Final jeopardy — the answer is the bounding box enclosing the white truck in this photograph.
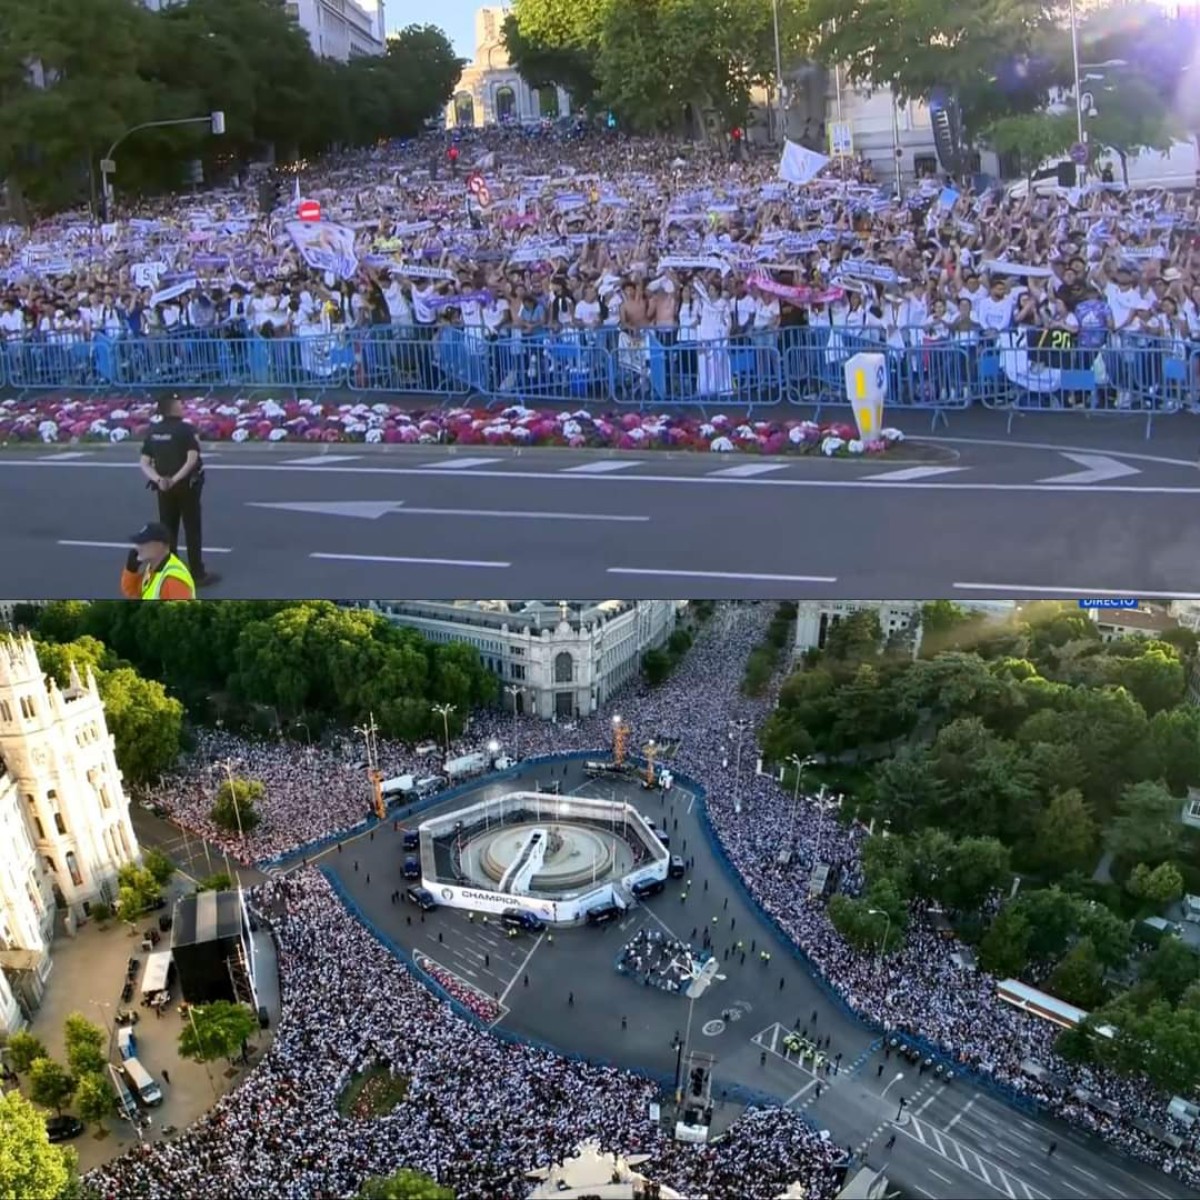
[381,774,415,799]
[444,752,487,781]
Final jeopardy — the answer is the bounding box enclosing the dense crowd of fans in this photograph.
[1,126,1197,408]
[86,871,844,1200]
[129,600,1200,1193]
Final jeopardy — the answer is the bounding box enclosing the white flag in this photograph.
[779,140,830,186]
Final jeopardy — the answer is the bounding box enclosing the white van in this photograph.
[122,1057,163,1106]
[414,776,443,797]
[110,1072,138,1120]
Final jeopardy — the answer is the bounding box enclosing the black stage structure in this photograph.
[170,889,260,1010]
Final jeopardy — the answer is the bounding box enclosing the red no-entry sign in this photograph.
[298,199,321,222]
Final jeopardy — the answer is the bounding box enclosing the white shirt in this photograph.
[1104,283,1139,332]
[410,285,437,325]
[752,297,780,329]
[978,294,1017,331]
[574,299,601,328]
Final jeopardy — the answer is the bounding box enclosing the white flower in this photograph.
[626,427,646,441]
[89,419,109,436]
[365,428,383,444]
[562,419,582,439]
[736,424,756,440]
[110,408,129,421]
[881,427,905,442]
[108,427,129,443]
[788,426,807,445]
[268,428,289,442]
[231,427,249,443]
[372,403,391,415]
[847,439,864,455]
[711,414,729,428]
[38,420,58,443]
[710,436,735,453]
[216,404,241,417]
[418,433,438,443]
[260,400,285,419]
[573,410,591,421]
[484,422,511,437]
[821,436,844,456]
[700,423,716,439]
[511,425,532,440]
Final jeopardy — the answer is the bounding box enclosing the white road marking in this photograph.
[421,457,502,470]
[39,451,92,461]
[609,568,838,583]
[955,583,1198,600]
[945,1096,977,1131]
[1073,1167,1099,1183]
[1040,452,1140,485]
[253,500,648,523]
[561,460,645,474]
[58,539,233,553]
[707,463,791,478]
[911,1188,936,1199]
[902,1116,1048,1200]
[279,454,362,465]
[1056,1182,1086,1197]
[915,1093,938,1116]
[310,553,510,569]
[497,933,544,1006]
[928,1170,955,1187]
[862,466,966,482]
[784,1079,817,1105]
[15,456,1200,495]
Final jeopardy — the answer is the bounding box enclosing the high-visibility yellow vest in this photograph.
[140,554,196,600]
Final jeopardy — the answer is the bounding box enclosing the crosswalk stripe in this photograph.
[707,463,791,478]
[561,460,644,474]
[423,457,502,470]
[279,454,361,465]
[39,451,92,461]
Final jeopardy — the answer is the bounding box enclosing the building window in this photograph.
[44,856,55,875]
[537,86,559,119]
[495,85,516,122]
[19,695,36,719]
[454,91,475,127]
[1188,797,1200,821]
[511,664,525,681]
[554,652,574,684]
[66,852,82,887]
[54,812,67,835]
[0,699,10,721]
[99,784,110,809]
[23,792,35,807]
[34,817,45,839]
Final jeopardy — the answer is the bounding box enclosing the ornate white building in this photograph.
[793,600,1017,657]
[0,636,139,1033]
[362,601,677,720]
[446,7,571,129]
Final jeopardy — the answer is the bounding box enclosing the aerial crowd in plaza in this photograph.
[101,602,1199,1199]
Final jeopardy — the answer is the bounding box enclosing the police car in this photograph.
[405,887,437,911]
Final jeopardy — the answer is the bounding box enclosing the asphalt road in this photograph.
[315,759,1198,1200]
[5,419,1200,597]
[129,805,270,889]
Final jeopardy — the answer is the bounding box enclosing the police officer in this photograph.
[139,395,218,587]
[120,522,196,600]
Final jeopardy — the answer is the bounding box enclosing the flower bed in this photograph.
[0,396,906,457]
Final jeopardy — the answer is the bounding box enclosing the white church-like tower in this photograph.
[0,635,139,1031]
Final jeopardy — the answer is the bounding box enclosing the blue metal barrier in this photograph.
[4,327,1194,432]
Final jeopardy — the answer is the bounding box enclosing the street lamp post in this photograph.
[731,720,747,814]
[771,0,786,144]
[221,760,244,840]
[186,1005,220,1100]
[504,684,524,758]
[100,111,225,220]
[432,704,455,756]
[786,754,818,850]
[868,908,892,974]
[674,991,698,1104]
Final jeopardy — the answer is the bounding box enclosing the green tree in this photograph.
[503,10,601,107]
[1024,789,1098,879]
[1016,887,1082,963]
[642,648,672,687]
[212,777,264,835]
[741,647,777,697]
[0,1090,73,1200]
[824,609,883,668]
[1047,938,1108,1009]
[357,1168,456,1200]
[870,749,945,835]
[828,893,904,955]
[803,0,1064,142]
[74,1071,118,1129]
[29,1058,76,1117]
[1106,781,1185,866]
[30,602,92,644]
[1094,998,1200,1095]
[141,848,176,889]
[179,1001,260,1064]
[197,872,234,892]
[940,836,1011,911]
[116,864,162,918]
[6,1030,48,1074]
[1111,644,1186,718]
[978,904,1032,978]
[983,111,1076,178]
[1127,861,1185,907]
[96,668,184,785]
[1141,938,1200,1006]
[29,637,114,690]
[1084,72,1182,186]
[1076,903,1132,971]
[1148,705,1200,795]
[63,1014,106,1079]
[917,601,987,657]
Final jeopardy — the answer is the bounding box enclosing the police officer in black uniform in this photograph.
[138,395,219,587]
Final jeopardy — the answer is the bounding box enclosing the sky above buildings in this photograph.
[390,1,478,59]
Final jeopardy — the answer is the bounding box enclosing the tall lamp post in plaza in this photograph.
[771,0,786,143]
[220,759,244,840]
[432,704,455,758]
[785,754,818,851]
[504,684,525,758]
[868,908,892,975]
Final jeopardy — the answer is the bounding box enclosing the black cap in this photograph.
[129,522,170,545]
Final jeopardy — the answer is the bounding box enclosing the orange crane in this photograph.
[612,717,630,767]
[643,740,658,787]
[355,713,386,820]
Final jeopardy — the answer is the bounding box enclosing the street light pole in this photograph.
[432,704,455,757]
[675,991,697,1104]
[1069,0,1085,184]
[771,0,786,144]
[221,760,244,840]
[868,908,892,974]
[505,684,524,758]
[732,720,747,815]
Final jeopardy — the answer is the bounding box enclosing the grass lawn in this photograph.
[336,1065,410,1119]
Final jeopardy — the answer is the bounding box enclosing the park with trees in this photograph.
[760,600,1200,1096]
[0,0,461,215]
[503,0,1198,177]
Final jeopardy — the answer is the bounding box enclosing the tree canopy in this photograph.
[179,1001,259,1063]
[0,1090,74,1200]
[0,0,462,212]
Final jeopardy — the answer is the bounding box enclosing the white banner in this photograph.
[395,264,456,280]
[285,220,358,280]
[149,278,196,307]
